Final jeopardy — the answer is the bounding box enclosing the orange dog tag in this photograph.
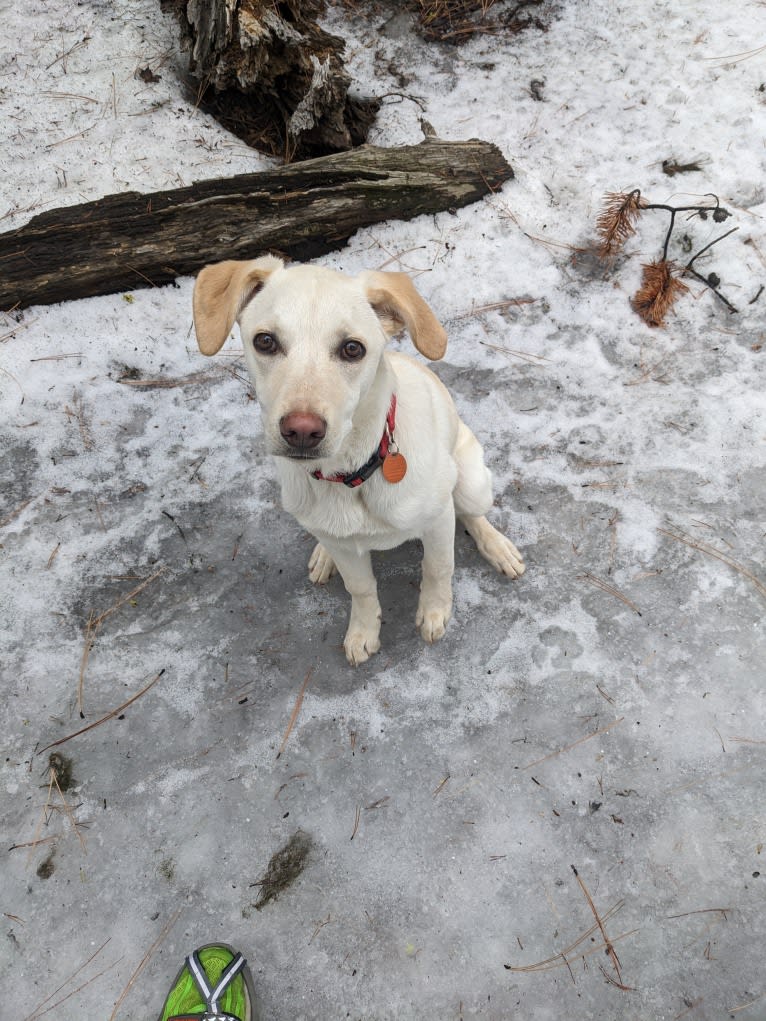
[382,452,407,483]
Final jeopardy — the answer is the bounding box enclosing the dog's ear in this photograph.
[359,271,447,361]
[193,256,284,355]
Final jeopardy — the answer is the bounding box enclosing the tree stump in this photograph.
[165,0,380,159]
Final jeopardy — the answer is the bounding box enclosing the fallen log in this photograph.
[0,137,512,311]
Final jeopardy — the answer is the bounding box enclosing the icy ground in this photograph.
[1,1,765,1018]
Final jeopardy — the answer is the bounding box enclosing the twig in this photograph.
[276,667,313,758]
[39,669,166,755]
[684,227,740,312]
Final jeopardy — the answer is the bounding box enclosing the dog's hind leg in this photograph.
[417,501,456,643]
[452,421,525,579]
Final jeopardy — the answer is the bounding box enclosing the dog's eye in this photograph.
[253,332,279,355]
[339,339,366,362]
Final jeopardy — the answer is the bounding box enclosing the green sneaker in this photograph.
[158,943,256,1021]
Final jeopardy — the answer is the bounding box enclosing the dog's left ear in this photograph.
[359,271,447,361]
[193,256,284,355]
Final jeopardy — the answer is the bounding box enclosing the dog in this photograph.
[193,257,525,665]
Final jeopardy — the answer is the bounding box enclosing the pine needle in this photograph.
[77,567,165,714]
[572,866,633,990]
[596,190,645,259]
[39,669,166,755]
[658,527,766,600]
[108,908,182,1021]
[631,259,689,327]
[23,938,117,1021]
[276,667,313,758]
[523,717,624,770]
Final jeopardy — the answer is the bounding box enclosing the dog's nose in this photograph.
[279,412,327,450]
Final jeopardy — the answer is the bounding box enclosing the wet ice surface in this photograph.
[1,2,765,1018]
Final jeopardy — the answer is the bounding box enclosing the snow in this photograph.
[1,1,765,1019]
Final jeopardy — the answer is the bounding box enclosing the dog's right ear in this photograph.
[193,256,284,355]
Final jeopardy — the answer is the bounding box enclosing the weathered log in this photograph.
[0,137,513,311]
[164,0,379,158]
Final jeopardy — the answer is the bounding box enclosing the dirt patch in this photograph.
[48,752,75,792]
[252,830,313,910]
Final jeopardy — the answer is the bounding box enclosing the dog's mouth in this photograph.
[281,449,323,461]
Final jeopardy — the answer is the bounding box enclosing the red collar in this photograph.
[312,395,397,488]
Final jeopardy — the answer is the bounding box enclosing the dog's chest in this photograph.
[276,464,417,546]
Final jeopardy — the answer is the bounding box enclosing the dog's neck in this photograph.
[303,356,396,476]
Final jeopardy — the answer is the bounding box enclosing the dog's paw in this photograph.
[415,600,452,644]
[308,543,337,585]
[480,533,526,579]
[343,628,381,666]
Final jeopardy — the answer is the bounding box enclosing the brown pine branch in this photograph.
[631,259,689,327]
[595,189,645,259]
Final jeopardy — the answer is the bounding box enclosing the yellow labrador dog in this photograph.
[193,257,524,665]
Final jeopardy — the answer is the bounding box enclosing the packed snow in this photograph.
[1,2,764,1018]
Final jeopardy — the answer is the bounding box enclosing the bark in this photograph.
[0,137,513,311]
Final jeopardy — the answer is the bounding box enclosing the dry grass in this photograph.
[334,0,548,42]
[415,0,546,41]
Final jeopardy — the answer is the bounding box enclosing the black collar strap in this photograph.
[312,395,396,488]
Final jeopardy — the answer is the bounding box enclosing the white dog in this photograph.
[193,257,524,665]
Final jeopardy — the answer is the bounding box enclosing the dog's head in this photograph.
[192,257,447,461]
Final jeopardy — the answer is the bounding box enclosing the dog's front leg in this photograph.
[308,542,337,584]
[325,546,382,666]
[416,502,456,643]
